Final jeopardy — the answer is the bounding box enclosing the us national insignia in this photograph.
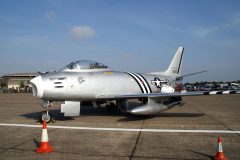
[151,77,162,88]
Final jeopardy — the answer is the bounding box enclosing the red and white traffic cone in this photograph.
[36,120,53,153]
[214,137,228,160]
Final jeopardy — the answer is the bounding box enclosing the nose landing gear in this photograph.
[40,111,52,123]
[39,101,55,123]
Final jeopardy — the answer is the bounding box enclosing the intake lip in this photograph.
[30,75,43,98]
[30,82,37,96]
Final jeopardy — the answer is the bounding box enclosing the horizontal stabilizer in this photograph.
[176,70,207,80]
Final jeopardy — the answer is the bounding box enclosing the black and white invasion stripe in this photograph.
[125,72,152,93]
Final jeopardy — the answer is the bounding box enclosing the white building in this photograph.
[0,73,38,91]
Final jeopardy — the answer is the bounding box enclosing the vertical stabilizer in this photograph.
[164,46,184,76]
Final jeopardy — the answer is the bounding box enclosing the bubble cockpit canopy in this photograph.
[60,60,110,72]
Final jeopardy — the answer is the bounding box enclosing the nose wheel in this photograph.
[39,101,55,123]
[40,111,52,123]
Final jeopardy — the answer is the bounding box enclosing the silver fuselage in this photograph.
[31,71,175,101]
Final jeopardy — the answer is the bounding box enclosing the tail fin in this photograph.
[150,46,184,77]
[164,46,184,76]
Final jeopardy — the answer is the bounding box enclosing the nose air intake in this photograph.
[31,82,38,96]
[30,75,43,98]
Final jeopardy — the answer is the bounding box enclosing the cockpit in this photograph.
[60,60,110,72]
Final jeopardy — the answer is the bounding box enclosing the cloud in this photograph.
[45,10,58,22]
[194,26,219,36]
[69,26,96,41]
[194,12,240,36]
[121,53,135,59]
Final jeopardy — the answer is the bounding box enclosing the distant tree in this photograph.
[212,81,217,85]
[19,81,25,88]
[184,80,240,87]
[0,82,6,88]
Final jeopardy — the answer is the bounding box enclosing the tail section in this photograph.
[164,46,184,76]
[150,46,184,77]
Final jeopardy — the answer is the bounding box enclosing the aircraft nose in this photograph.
[30,75,43,98]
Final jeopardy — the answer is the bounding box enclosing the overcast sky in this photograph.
[0,0,240,82]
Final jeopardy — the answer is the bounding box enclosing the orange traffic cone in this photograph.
[214,137,228,160]
[36,120,53,153]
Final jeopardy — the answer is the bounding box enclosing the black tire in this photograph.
[39,111,52,123]
[105,102,116,113]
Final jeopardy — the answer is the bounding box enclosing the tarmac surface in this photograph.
[0,93,239,160]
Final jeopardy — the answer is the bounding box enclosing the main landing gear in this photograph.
[105,102,117,113]
[105,100,129,113]
[39,101,55,123]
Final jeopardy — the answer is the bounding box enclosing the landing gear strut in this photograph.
[39,101,55,123]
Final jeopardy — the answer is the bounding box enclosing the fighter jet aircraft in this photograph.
[30,47,238,122]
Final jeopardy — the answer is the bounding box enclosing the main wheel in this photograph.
[39,111,52,123]
[105,102,116,113]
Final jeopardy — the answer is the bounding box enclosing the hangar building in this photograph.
[0,73,38,92]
